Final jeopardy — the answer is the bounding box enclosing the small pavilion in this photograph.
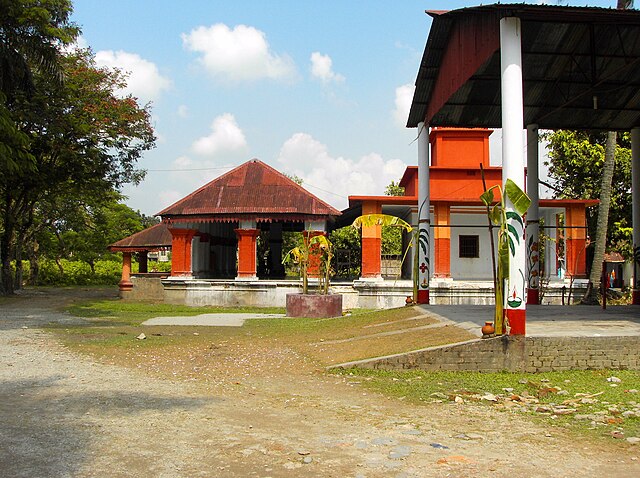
[156,159,340,281]
[107,222,172,290]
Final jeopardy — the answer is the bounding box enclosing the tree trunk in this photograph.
[29,253,39,285]
[0,209,15,295]
[14,247,23,291]
[582,131,616,304]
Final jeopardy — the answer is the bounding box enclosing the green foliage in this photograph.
[480,180,531,333]
[52,194,146,268]
[384,180,405,196]
[282,232,334,294]
[1,44,155,293]
[329,226,360,251]
[285,174,304,185]
[0,0,78,96]
[15,259,122,286]
[543,130,632,258]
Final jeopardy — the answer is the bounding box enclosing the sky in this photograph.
[70,0,621,216]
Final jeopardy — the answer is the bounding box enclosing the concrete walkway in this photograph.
[142,313,285,327]
[422,304,640,337]
[140,305,640,339]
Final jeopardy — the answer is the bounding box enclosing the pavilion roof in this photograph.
[107,223,172,252]
[157,159,341,223]
[407,4,640,131]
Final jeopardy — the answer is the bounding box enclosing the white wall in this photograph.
[449,211,496,280]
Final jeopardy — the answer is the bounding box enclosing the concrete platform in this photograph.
[422,304,640,337]
[142,313,285,327]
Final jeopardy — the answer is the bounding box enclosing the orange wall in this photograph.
[399,128,498,202]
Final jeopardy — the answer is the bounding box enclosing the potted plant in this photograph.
[283,232,342,317]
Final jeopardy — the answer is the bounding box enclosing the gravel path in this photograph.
[1,289,639,477]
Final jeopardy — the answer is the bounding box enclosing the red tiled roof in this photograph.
[107,223,172,252]
[157,159,341,222]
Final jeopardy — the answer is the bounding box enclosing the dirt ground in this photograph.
[1,288,639,478]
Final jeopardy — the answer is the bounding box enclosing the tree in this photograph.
[382,179,405,255]
[1,0,78,292]
[0,0,78,97]
[543,130,631,251]
[580,0,635,303]
[583,131,617,303]
[1,48,155,294]
[384,180,404,197]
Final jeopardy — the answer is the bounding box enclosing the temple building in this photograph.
[110,128,595,308]
[345,127,596,304]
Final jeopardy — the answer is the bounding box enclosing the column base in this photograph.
[526,288,539,305]
[506,308,526,335]
[118,280,133,291]
[417,289,429,304]
[358,275,383,282]
[633,290,640,305]
[235,275,257,281]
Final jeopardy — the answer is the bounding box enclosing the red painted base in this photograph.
[118,280,133,291]
[634,290,640,305]
[505,308,526,335]
[526,288,539,305]
[417,289,429,304]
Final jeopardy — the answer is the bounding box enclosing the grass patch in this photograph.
[53,302,474,369]
[336,368,640,440]
[65,299,285,326]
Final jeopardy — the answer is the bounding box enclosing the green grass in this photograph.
[55,301,473,366]
[336,368,640,440]
[65,299,286,326]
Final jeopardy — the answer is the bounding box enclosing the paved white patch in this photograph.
[142,313,286,327]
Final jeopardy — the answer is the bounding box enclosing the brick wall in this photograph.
[332,335,640,373]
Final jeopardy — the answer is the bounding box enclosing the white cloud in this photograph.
[158,189,184,210]
[177,105,189,118]
[191,113,248,157]
[94,50,171,103]
[65,35,89,52]
[393,83,415,127]
[277,133,407,210]
[182,23,296,82]
[310,52,344,83]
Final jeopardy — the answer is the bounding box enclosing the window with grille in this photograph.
[459,235,479,258]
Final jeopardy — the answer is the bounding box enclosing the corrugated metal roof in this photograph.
[408,4,640,131]
[107,223,172,251]
[157,159,341,220]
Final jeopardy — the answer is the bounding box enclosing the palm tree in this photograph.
[581,0,633,304]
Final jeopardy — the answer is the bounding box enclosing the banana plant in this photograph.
[282,232,334,295]
[351,213,418,300]
[480,179,531,335]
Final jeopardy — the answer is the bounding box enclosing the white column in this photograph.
[526,124,540,304]
[417,121,430,303]
[500,17,526,334]
[632,128,640,304]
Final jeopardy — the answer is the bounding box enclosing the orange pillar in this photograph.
[169,228,197,277]
[235,228,260,279]
[565,205,587,278]
[119,251,133,291]
[433,203,451,278]
[303,230,326,278]
[360,201,382,279]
